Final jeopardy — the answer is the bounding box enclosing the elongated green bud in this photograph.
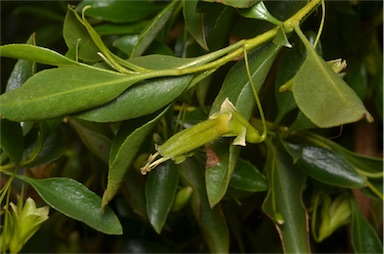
[140,98,265,175]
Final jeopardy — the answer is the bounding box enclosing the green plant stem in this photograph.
[366,181,384,200]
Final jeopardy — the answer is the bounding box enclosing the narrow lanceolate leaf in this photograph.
[262,147,310,253]
[183,0,208,51]
[351,199,383,254]
[0,44,82,67]
[205,139,238,208]
[102,107,169,209]
[284,142,366,188]
[0,66,148,122]
[17,175,122,235]
[146,161,179,234]
[131,0,179,58]
[292,25,373,128]
[75,75,193,122]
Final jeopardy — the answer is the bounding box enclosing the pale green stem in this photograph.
[243,45,267,141]
[313,0,326,49]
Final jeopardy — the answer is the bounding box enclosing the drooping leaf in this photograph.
[262,146,311,253]
[146,161,179,234]
[229,158,267,192]
[183,0,208,51]
[284,142,366,188]
[102,107,169,208]
[0,66,156,122]
[179,158,229,253]
[76,0,165,23]
[292,25,373,128]
[17,175,122,235]
[130,0,179,58]
[0,119,24,164]
[351,199,383,254]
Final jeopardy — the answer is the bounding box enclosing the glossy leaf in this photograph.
[0,67,150,122]
[284,142,366,188]
[63,7,101,62]
[130,0,179,58]
[0,44,82,67]
[183,0,208,51]
[229,158,267,192]
[67,118,112,164]
[262,147,310,253]
[292,26,373,128]
[351,199,383,254]
[76,0,164,23]
[238,1,281,25]
[205,139,237,208]
[102,108,169,208]
[75,75,193,122]
[5,34,36,92]
[146,161,179,234]
[17,175,122,235]
[123,168,148,220]
[179,158,229,253]
[0,119,24,164]
[203,0,259,8]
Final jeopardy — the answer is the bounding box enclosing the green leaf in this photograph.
[0,66,149,122]
[183,0,208,51]
[102,108,169,208]
[292,25,373,128]
[0,44,82,67]
[179,158,229,253]
[284,142,366,188]
[0,119,24,164]
[351,199,383,254]
[130,0,179,58]
[237,1,282,25]
[203,0,259,9]
[229,158,267,192]
[75,75,193,122]
[146,161,179,234]
[94,21,149,36]
[205,139,239,208]
[262,146,311,253]
[76,0,165,23]
[63,7,101,62]
[67,118,112,164]
[16,175,122,235]
[5,34,36,92]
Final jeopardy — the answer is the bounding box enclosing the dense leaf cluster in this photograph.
[0,0,382,253]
